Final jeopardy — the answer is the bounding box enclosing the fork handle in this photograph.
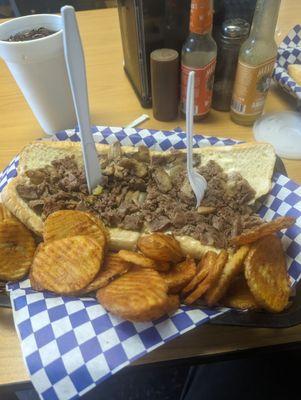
[186,71,195,172]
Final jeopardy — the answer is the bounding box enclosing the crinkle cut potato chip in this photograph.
[43,210,109,246]
[230,216,295,246]
[117,250,158,269]
[183,251,226,305]
[166,295,180,314]
[0,220,36,281]
[80,253,131,294]
[161,257,197,294]
[185,250,228,305]
[137,233,184,263]
[29,269,44,291]
[182,253,211,295]
[31,235,103,294]
[97,268,169,322]
[205,245,250,307]
[184,252,218,305]
[244,235,290,312]
[220,275,259,310]
[156,261,171,272]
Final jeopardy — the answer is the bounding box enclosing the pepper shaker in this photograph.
[212,18,250,112]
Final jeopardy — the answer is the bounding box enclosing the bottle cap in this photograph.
[253,111,301,159]
[190,0,213,35]
[222,18,250,40]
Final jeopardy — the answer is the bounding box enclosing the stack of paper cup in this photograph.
[0,14,77,135]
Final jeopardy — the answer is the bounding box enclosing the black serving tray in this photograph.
[1,157,300,328]
[0,292,10,308]
[210,282,301,328]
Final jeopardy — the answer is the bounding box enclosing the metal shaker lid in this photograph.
[222,18,250,39]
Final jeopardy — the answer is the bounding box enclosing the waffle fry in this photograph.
[117,250,158,269]
[205,246,250,307]
[137,233,184,263]
[166,295,180,314]
[184,251,228,305]
[80,253,131,294]
[156,261,171,272]
[244,235,290,312]
[161,257,197,294]
[182,252,212,295]
[220,275,259,310]
[29,269,44,291]
[230,216,295,246]
[97,267,169,322]
[43,210,108,247]
[0,220,36,281]
[31,235,103,294]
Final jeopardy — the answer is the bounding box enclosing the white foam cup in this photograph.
[0,14,77,134]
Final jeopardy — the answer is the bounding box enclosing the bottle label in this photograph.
[231,57,276,116]
[190,0,213,35]
[181,58,216,116]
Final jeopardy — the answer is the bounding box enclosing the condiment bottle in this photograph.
[230,0,281,126]
[180,0,217,121]
[212,19,250,112]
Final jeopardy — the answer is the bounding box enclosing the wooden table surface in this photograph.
[1,1,301,386]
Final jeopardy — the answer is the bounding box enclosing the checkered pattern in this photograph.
[8,280,225,399]
[273,25,301,101]
[258,173,301,287]
[0,156,19,193]
[53,125,241,149]
[2,127,301,400]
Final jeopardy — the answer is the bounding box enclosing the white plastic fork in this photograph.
[61,5,102,194]
[186,71,207,208]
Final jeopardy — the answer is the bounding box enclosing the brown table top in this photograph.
[1,1,301,386]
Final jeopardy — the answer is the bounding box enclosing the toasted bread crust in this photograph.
[2,177,44,235]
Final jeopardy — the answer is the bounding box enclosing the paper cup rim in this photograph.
[0,14,62,44]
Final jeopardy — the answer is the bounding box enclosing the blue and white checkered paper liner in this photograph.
[1,126,301,400]
[273,25,301,101]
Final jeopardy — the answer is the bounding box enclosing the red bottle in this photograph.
[180,0,217,120]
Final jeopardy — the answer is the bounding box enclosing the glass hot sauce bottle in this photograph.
[180,0,217,121]
[230,0,281,126]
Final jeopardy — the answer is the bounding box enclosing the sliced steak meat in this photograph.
[26,169,46,185]
[152,167,172,193]
[76,200,89,212]
[119,158,148,178]
[28,199,44,214]
[100,208,124,226]
[122,213,143,230]
[147,216,171,232]
[51,156,78,171]
[171,209,187,228]
[42,199,67,218]
[231,215,242,238]
[17,145,262,247]
[179,178,195,204]
[151,150,186,167]
[59,172,80,192]
[128,177,147,192]
[16,184,39,200]
[242,214,263,229]
[132,146,150,163]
